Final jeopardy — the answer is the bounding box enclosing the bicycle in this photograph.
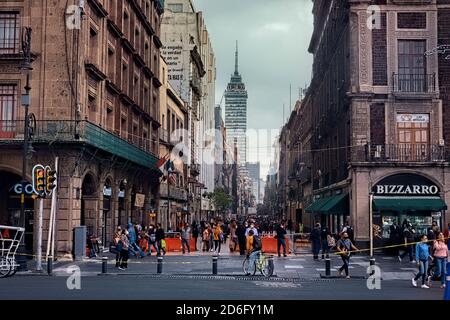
[242,251,274,277]
[0,225,25,278]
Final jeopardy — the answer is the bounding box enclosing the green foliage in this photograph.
[210,187,232,213]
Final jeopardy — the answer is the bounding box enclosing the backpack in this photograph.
[253,236,262,251]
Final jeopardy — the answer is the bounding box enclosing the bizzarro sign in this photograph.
[373,174,440,196]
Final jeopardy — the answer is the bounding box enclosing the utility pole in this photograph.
[18,27,33,271]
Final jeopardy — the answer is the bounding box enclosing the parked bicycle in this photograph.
[0,225,25,278]
[242,251,274,277]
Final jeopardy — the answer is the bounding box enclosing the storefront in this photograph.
[305,191,349,234]
[371,173,447,243]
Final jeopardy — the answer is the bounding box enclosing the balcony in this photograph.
[392,73,437,97]
[0,120,159,169]
[352,144,448,163]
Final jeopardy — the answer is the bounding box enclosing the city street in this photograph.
[4,248,445,300]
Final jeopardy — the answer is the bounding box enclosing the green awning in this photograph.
[373,197,447,212]
[305,197,332,213]
[319,194,349,214]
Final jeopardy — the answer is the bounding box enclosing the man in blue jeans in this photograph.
[127,223,145,258]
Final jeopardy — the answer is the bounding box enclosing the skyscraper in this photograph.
[225,41,248,165]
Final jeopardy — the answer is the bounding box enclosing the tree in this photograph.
[210,187,232,214]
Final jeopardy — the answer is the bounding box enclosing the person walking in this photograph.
[236,223,247,255]
[336,232,359,278]
[202,224,210,252]
[399,224,416,263]
[320,226,331,259]
[412,234,431,289]
[431,232,448,288]
[389,220,401,256]
[155,223,166,256]
[192,221,199,251]
[127,223,145,258]
[181,223,191,254]
[147,224,158,256]
[229,220,238,252]
[113,226,122,267]
[310,223,321,261]
[118,229,130,270]
[275,223,287,257]
[213,223,222,254]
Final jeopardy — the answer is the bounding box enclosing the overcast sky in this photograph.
[192,0,314,178]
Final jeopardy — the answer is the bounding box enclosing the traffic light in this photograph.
[35,168,45,196]
[45,167,57,195]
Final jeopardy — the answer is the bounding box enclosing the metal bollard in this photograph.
[369,258,376,276]
[212,255,218,275]
[47,256,53,275]
[157,256,163,274]
[325,258,331,277]
[102,257,108,274]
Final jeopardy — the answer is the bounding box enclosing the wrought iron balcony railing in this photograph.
[392,73,436,94]
[352,144,448,163]
[0,120,159,169]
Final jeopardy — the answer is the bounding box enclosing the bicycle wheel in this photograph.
[0,257,12,278]
[261,256,274,277]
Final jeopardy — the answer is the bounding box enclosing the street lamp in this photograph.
[18,27,33,271]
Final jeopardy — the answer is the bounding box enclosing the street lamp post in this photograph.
[369,192,374,257]
[18,27,33,271]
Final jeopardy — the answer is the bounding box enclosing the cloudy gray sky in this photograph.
[192,0,314,178]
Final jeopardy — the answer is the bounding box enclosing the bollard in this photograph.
[102,257,108,274]
[444,262,450,300]
[157,256,163,274]
[212,255,218,275]
[47,256,53,275]
[369,258,376,276]
[325,258,331,277]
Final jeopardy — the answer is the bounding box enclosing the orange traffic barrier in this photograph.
[165,238,182,252]
[261,237,289,254]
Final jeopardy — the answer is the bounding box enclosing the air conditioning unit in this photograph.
[374,145,382,159]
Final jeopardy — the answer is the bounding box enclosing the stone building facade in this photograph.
[289,0,450,248]
[0,0,164,258]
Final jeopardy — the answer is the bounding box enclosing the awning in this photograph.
[373,197,447,212]
[319,194,349,215]
[305,197,331,213]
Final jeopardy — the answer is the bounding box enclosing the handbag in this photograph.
[116,240,123,252]
[161,239,167,250]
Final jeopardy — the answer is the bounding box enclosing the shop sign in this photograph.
[103,186,112,197]
[396,114,429,123]
[134,193,145,207]
[373,173,440,196]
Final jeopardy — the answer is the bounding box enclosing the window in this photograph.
[397,40,426,92]
[122,62,128,93]
[107,46,115,79]
[123,10,130,37]
[89,26,99,64]
[0,84,17,136]
[106,105,113,131]
[0,12,20,54]
[396,114,430,161]
[167,4,183,13]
